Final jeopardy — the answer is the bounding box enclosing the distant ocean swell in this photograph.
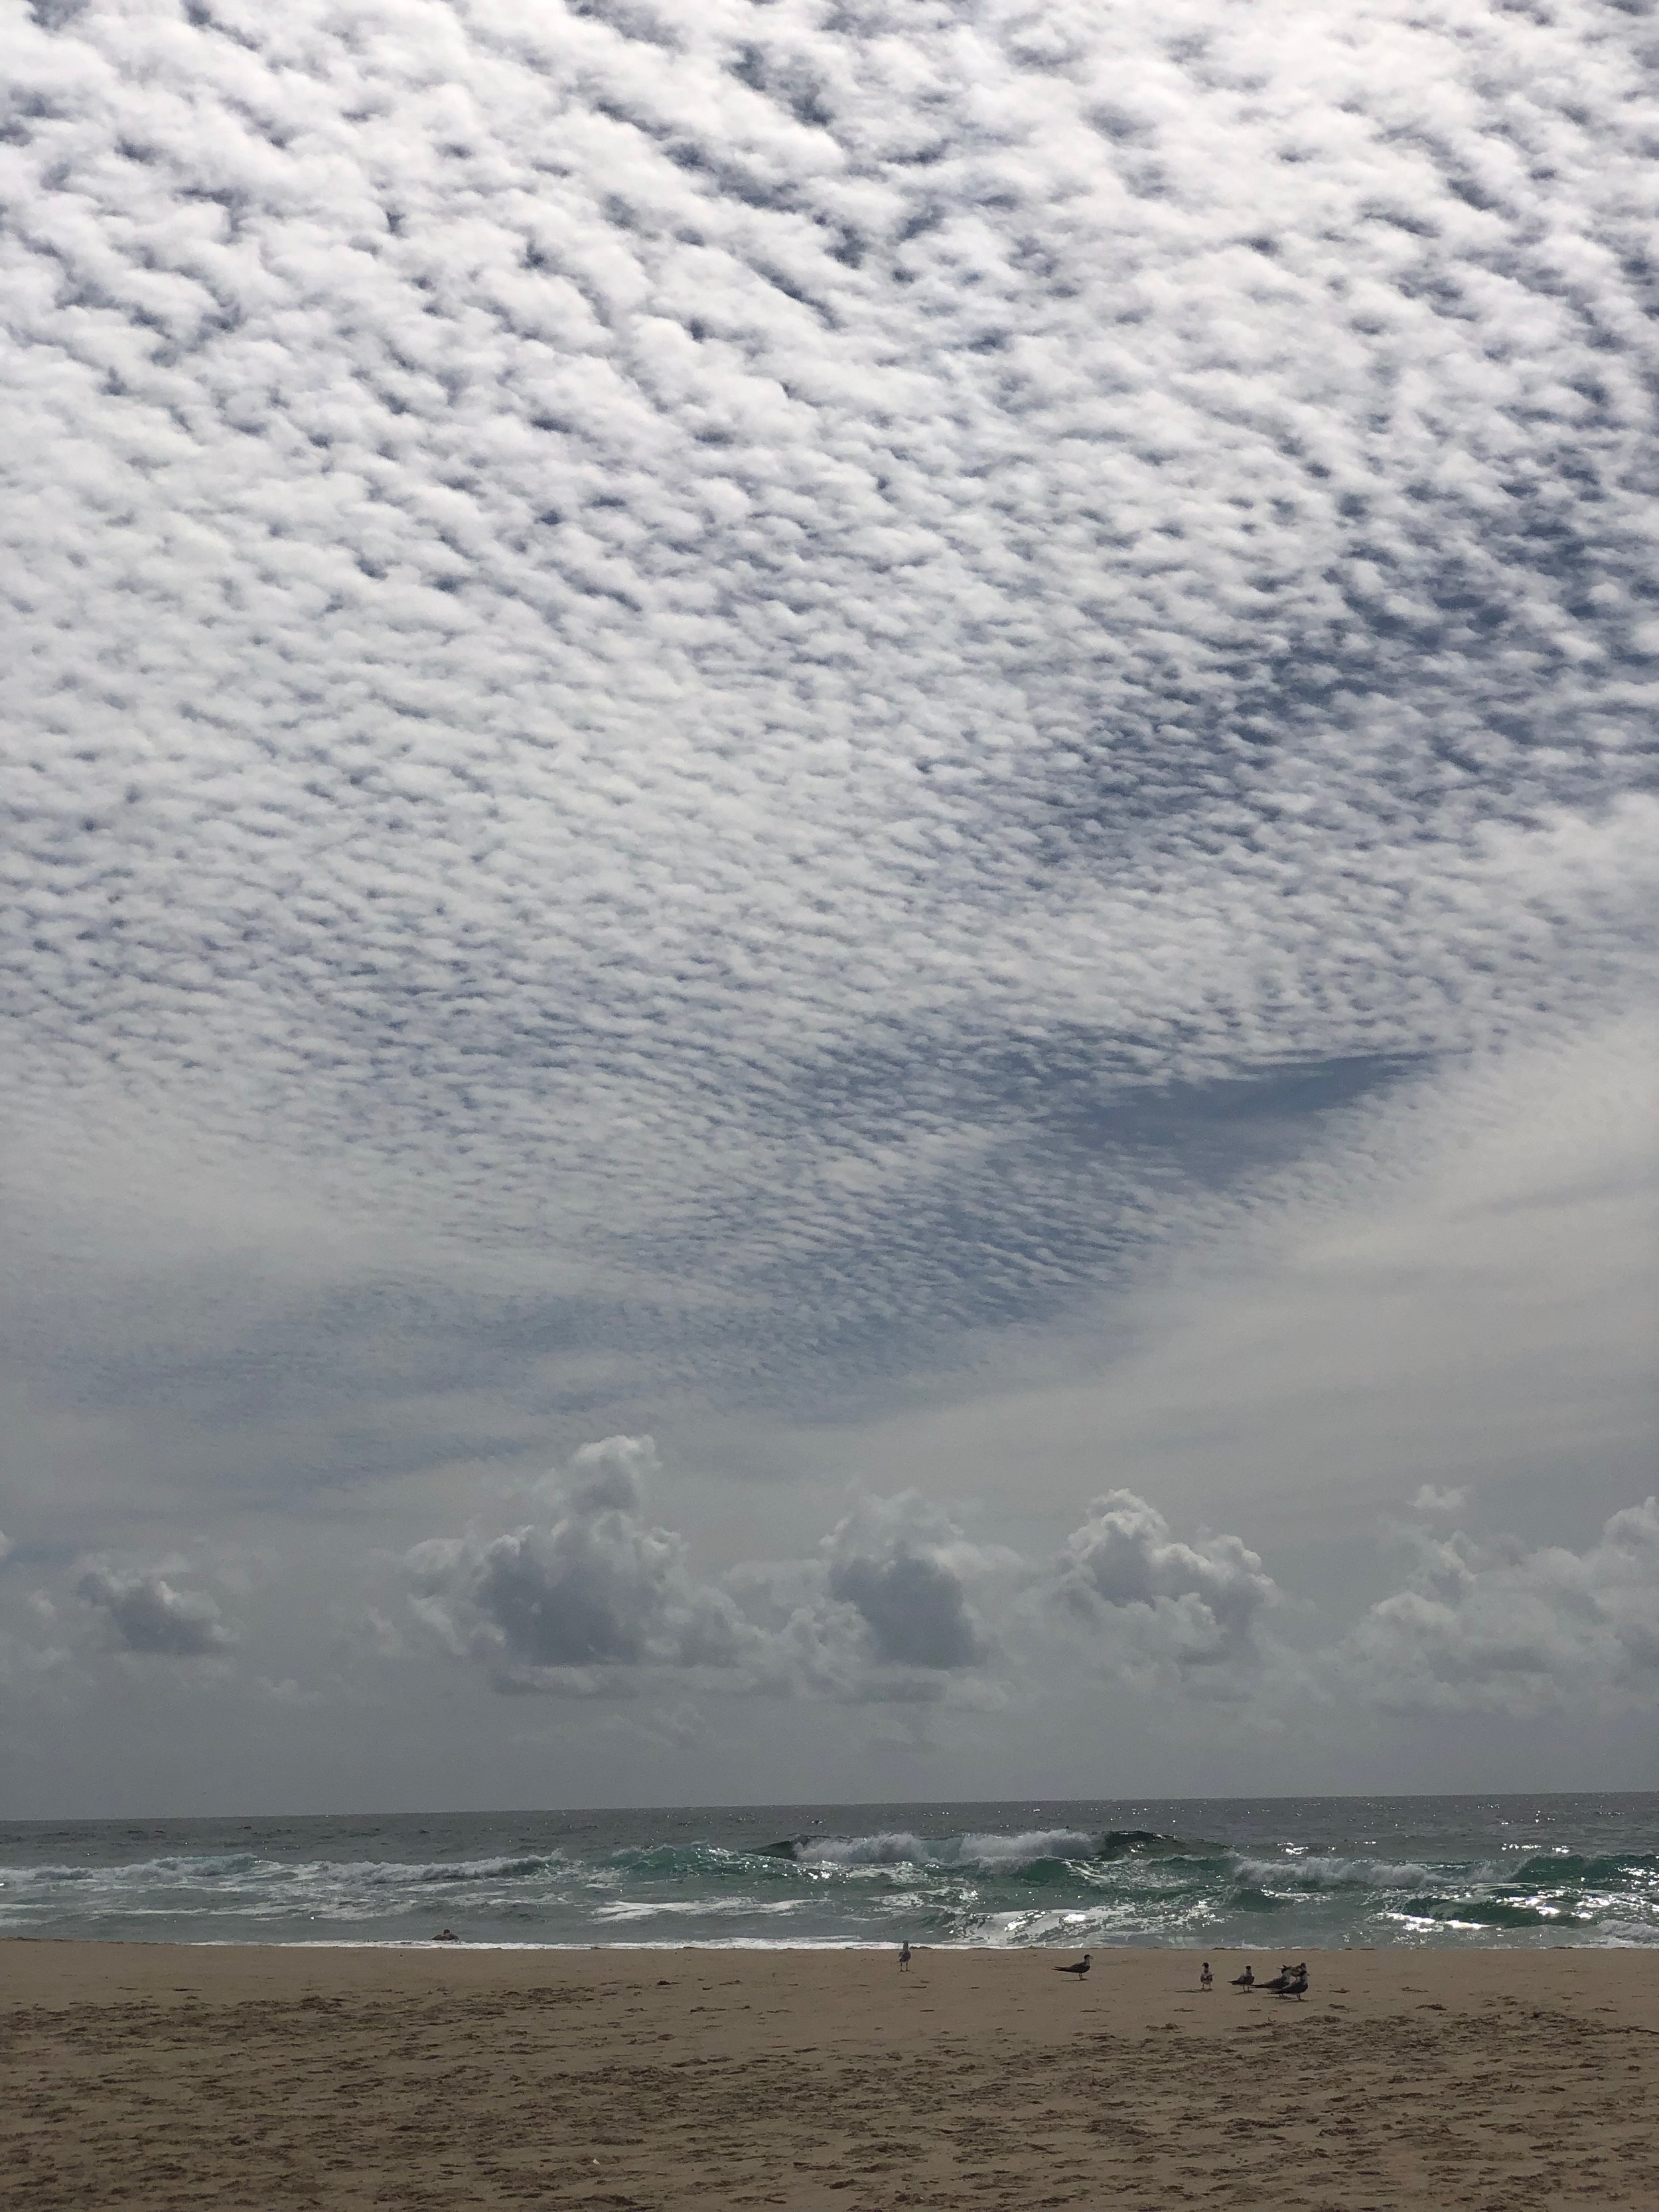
[3,1799,1656,1947]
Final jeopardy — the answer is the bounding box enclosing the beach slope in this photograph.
[3,1942,1656,2208]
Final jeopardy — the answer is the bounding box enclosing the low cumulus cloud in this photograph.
[406,1446,1009,1703]
[405,1443,1284,1706]
[76,1563,235,1657]
[733,1491,1011,1704]
[405,1437,755,1693]
[405,1442,1659,1719]
[1052,1491,1279,1681]
[1411,1485,1471,1516]
[1344,1501,1659,1713]
[824,1493,995,1672]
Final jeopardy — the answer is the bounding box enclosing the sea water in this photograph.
[2,1795,1655,1949]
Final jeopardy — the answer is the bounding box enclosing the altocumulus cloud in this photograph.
[1,0,1656,1421]
[2,3,1654,1812]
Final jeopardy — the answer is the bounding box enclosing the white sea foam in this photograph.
[790,1827,1096,1871]
[957,1829,1097,1866]
[794,1832,931,1868]
[1230,1855,1435,1891]
[595,1897,805,1920]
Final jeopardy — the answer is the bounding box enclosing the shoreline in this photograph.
[8,1933,1659,1983]
[7,1942,1658,2206]
[6,1933,1658,1949]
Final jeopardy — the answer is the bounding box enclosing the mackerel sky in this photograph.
[1,0,1655,1814]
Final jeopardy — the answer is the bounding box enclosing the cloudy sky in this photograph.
[1,0,1655,1817]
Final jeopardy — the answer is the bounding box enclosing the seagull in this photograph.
[1055,1954,1091,1978]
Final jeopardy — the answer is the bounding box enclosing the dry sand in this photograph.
[3,1941,1657,2209]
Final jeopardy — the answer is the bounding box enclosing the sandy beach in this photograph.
[3,1941,1656,2209]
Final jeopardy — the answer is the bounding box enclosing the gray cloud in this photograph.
[1053,1490,1279,1676]
[76,1563,235,1657]
[749,1489,1009,1700]
[406,1449,1007,1702]
[404,1442,1289,1706]
[405,1436,755,1691]
[824,1493,990,1672]
[1344,1499,1659,1714]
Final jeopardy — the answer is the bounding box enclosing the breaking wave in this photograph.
[1,1797,1654,1948]
[1228,1856,1435,1891]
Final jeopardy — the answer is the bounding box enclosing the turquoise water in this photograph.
[2,1795,1654,1948]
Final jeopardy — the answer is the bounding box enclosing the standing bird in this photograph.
[1055,1954,1091,1978]
[899,1940,912,1971]
[1200,1960,1213,1990]
[1230,1964,1254,1990]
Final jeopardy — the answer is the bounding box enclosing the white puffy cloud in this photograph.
[729,1491,1011,1702]
[1344,1499,1659,1712]
[76,1562,235,1657]
[407,1439,1291,1706]
[404,1436,756,1692]
[407,1446,1010,1702]
[1052,1489,1279,1679]
[1411,1485,1470,1516]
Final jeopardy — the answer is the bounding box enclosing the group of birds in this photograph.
[1050,1954,1309,1998]
[1232,1960,1309,1998]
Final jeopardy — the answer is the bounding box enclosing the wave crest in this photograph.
[1230,1855,1434,1892]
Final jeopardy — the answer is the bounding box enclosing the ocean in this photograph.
[3,1795,1654,1950]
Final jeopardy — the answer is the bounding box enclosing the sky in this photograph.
[1,0,1655,1818]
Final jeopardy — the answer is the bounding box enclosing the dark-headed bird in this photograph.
[1055,1954,1091,1978]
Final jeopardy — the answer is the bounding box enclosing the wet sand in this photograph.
[3,1941,1657,2208]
